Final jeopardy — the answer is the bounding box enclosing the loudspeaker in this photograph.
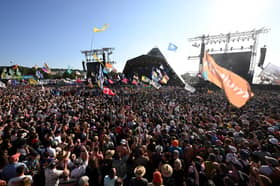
[258,47,266,68]
[82,61,86,72]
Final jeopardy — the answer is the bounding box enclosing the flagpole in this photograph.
[90,32,94,52]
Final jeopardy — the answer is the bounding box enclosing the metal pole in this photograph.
[199,35,205,73]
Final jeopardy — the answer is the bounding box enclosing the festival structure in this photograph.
[123,48,185,86]
[188,27,270,84]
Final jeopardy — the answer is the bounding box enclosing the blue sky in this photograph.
[0,0,279,76]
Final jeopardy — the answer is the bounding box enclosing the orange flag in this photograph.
[202,53,254,108]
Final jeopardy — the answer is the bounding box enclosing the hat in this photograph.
[155,145,163,153]
[228,145,237,153]
[120,139,127,145]
[153,171,163,184]
[105,149,115,159]
[10,153,21,162]
[78,176,89,186]
[264,156,279,166]
[172,140,179,147]
[160,164,173,178]
[134,166,146,177]
[268,137,279,145]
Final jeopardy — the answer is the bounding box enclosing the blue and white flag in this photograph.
[168,43,178,51]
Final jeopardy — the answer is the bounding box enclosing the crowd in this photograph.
[0,84,279,186]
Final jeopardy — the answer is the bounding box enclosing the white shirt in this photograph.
[70,160,88,179]
[46,147,56,157]
[45,168,64,186]
[8,175,33,186]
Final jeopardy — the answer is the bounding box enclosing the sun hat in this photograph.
[160,164,173,178]
[134,166,146,177]
[120,139,127,145]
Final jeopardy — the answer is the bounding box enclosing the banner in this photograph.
[202,53,253,108]
[184,83,196,93]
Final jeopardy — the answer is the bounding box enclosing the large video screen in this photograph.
[211,52,253,83]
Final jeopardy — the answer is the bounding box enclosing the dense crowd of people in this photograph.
[0,84,279,186]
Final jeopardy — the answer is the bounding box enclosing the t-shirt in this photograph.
[44,168,64,186]
[70,160,88,179]
[8,175,33,186]
[129,177,149,186]
[104,175,117,186]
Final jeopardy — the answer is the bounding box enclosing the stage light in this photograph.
[220,48,222,51]
[241,46,244,50]
[250,45,253,49]
[231,47,233,51]
[211,48,214,52]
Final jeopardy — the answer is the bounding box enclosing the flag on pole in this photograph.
[202,53,254,108]
[93,24,109,32]
[168,43,178,51]
[160,74,170,84]
[103,87,116,96]
[42,63,51,74]
[141,76,151,83]
[93,54,104,66]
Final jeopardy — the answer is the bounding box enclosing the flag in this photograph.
[168,43,178,51]
[141,76,151,83]
[131,75,139,85]
[151,69,161,82]
[103,68,110,74]
[202,53,254,108]
[160,74,170,84]
[150,80,161,89]
[103,87,116,96]
[28,79,38,85]
[42,63,51,74]
[105,63,113,68]
[36,70,44,79]
[121,78,129,84]
[184,83,196,93]
[97,65,104,89]
[108,79,114,84]
[93,24,109,32]
[93,54,104,66]
[12,64,19,70]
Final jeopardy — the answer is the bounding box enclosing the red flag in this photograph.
[108,79,114,84]
[103,87,116,96]
[121,78,128,84]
